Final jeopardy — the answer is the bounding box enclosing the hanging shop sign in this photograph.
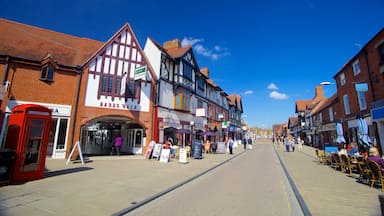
[134,65,147,80]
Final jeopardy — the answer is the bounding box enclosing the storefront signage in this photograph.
[152,144,162,159]
[179,148,187,163]
[98,102,139,111]
[159,149,170,163]
[318,123,336,132]
[134,65,147,80]
[196,108,206,117]
[216,142,226,154]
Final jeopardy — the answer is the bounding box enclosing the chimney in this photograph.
[163,39,181,50]
[314,85,325,100]
[201,67,209,78]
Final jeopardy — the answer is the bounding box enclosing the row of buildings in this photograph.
[0,18,245,159]
[273,27,384,153]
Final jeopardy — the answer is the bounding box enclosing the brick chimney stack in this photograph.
[200,67,209,78]
[163,39,181,50]
[313,85,325,102]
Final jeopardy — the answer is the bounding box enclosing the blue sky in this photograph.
[1,0,383,128]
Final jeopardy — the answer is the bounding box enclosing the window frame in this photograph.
[357,90,367,111]
[328,107,334,122]
[40,63,55,81]
[343,94,351,115]
[174,88,191,111]
[339,73,346,86]
[352,60,361,76]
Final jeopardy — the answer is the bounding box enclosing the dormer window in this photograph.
[40,63,55,81]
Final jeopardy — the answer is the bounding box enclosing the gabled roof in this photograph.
[288,116,298,127]
[311,93,338,115]
[295,100,312,112]
[0,18,102,67]
[166,46,191,59]
[228,94,243,112]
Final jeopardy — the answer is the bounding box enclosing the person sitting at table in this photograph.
[338,143,348,156]
[367,147,384,170]
[348,142,359,156]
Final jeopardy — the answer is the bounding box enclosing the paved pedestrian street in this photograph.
[0,140,383,215]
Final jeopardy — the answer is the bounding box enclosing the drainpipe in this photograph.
[68,65,82,157]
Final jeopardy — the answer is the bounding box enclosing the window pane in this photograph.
[343,95,350,115]
[107,77,113,93]
[115,78,121,94]
[358,91,367,110]
[41,66,47,79]
[57,119,68,149]
[47,64,54,80]
[101,76,107,92]
[175,94,181,109]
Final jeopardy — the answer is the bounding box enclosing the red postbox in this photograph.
[5,104,52,183]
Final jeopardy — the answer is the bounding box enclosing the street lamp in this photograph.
[320,81,333,86]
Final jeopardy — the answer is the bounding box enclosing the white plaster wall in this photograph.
[143,38,161,79]
[159,80,174,108]
[84,74,150,112]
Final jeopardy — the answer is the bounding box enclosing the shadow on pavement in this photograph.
[44,167,93,178]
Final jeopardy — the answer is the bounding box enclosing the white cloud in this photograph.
[243,90,253,95]
[269,91,289,100]
[267,83,278,90]
[182,37,230,60]
[181,37,203,47]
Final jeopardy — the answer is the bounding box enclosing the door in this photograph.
[126,129,143,154]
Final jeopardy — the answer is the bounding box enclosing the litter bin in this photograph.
[0,149,16,186]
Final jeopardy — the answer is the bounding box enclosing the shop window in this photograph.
[57,119,68,149]
[40,63,55,81]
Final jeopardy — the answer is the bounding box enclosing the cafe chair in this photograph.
[340,154,358,175]
[330,153,342,171]
[367,159,384,192]
[356,157,372,183]
[185,146,192,158]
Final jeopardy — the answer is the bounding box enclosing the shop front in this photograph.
[317,122,336,148]
[371,99,384,153]
[1,100,72,159]
[80,116,145,156]
[347,116,375,147]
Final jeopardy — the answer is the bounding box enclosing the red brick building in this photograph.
[333,28,384,151]
[0,19,156,158]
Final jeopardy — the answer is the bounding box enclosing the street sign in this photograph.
[134,65,147,80]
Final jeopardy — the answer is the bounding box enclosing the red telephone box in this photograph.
[5,104,52,183]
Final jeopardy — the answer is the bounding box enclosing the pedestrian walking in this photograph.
[228,137,234,154]
[247,138,253,149]
[284,136,290,152]
[297,137,303,151]
[243,138,247,150]
[114,134,123,156]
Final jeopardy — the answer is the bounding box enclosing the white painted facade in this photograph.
[84,29,151,112]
